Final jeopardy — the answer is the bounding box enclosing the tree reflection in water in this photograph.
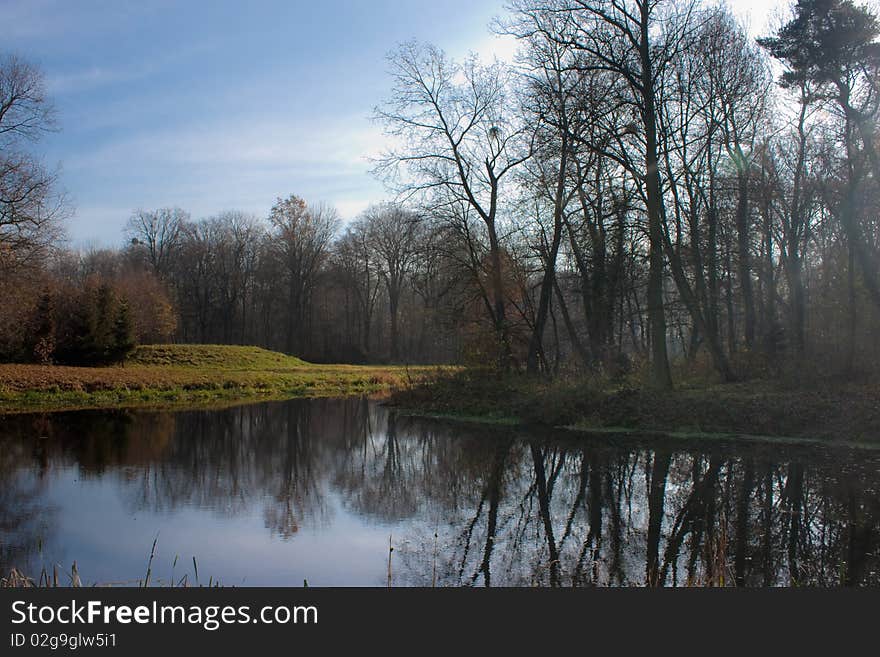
[0,416,56,576]
[1,399,878,586]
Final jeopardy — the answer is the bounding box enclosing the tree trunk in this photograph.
[554,279,592,370]
[486,214,511,370]
[735,165,756,348]
[646,450,671,586]
[527,150,567,375]
[531,444,561,587]
[389,283,400,362]
[640,13,673,390]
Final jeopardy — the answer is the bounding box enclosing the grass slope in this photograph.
[0,344,439,413]
[129,344,308,369]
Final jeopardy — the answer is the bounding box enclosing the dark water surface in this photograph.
[2,397,879,586]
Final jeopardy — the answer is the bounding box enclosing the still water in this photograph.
[1,397,879,586]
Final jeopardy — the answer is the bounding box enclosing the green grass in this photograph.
[0,344,444,414]
[129,344,308,369]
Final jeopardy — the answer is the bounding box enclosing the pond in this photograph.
[1,397,879,586]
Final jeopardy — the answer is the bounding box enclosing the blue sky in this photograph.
[3,0,783,247]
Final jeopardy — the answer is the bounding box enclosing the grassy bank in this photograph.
[389,369,880,444]
[0,344,440,413]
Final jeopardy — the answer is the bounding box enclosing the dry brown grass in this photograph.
[0,363,201,393]
[0,345,450,413]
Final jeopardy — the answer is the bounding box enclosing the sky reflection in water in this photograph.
[1,397,878,587]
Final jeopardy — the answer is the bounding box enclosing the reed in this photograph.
[387,534,394,588]
[1,537,218,588]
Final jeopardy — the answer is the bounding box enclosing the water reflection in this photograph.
[1,398,878,586]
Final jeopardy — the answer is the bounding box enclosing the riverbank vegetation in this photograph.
[2,2,880,433]
[0,344,436,413]
[390,367,880,443]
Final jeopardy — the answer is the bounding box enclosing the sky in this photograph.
[2,0,789,247]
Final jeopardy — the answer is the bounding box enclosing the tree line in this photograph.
[2,0,879,383]
[374,0,880,384]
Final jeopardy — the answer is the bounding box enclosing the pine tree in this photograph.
[27,288,55,364]
[94,283,116,362]
[757,0,880,90]
[111,297,136,363]
[55,287,99,365]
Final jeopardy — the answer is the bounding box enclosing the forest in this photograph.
[2,0,879,392]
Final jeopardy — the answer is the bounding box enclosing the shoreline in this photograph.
[0,386,395,416]
[4,347,878,452]
[0,345,441,414]
[386,370,880,448]
[389,406,880,451]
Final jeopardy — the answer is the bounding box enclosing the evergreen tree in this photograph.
[111,297,136,363]
[94,283,116,362]
[55,287,98,365]
[757,0,880,90]
[27,288,55,364]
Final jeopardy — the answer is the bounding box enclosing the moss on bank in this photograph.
[388,369,880,445]
[0,344,443,414]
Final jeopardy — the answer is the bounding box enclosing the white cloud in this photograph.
[333,198,374,222]
[470,33,521,64]
[61,111,391,243]
[728,0,791,36]
[67,112,386,173]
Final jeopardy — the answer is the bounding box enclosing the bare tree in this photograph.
[656,6,762,378]
[210,211,263,342]
[505,5,591,374]
[268,195,339,355]
[125,207,187,279]
[363,203,422,361]
[0,54,64,270]
[532,0,700,388]
[703,10,772,349]
[334,219,383,358]
[375,42,532,369]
